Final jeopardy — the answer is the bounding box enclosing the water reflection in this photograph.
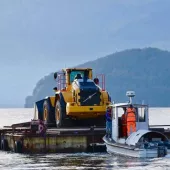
[0,152,169,170]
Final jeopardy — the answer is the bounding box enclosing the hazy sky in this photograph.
[0,0,169,107]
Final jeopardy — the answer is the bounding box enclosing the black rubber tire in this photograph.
[1,139,8,151]
[14,141,23,153]
[55,100,67,128]
[43,99,55,127]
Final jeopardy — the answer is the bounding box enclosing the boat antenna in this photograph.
[126,91,135,104]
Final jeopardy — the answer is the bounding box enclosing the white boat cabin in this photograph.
[104,91,170,158]
[111,91,149,144]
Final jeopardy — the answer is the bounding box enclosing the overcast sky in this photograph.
[0,0,169,107]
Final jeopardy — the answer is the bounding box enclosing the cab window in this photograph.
[70,71,85,83]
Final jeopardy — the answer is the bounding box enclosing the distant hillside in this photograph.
[24,48,170,107]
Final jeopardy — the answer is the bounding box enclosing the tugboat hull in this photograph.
[104,136,159,158]
[103,130,169,158]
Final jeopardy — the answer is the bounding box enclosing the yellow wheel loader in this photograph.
[35,68,111,128]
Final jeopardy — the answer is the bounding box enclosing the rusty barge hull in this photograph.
[1,122,170,154]
[0,126,106,153]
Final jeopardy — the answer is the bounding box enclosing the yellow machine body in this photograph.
[53,68,110,119]
[35,68,111,127]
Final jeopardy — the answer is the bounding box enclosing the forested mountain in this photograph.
[25,48,170,107]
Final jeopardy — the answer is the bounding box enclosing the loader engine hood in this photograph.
[73,79,101,106]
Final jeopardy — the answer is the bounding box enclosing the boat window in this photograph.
[117,107,124,118]
[138,107,146,122]
[112,107,116,119]
[135,107,138,121]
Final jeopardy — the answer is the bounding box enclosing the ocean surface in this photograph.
[0,108,170,170]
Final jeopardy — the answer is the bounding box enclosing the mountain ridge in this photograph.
[24,47,170,108]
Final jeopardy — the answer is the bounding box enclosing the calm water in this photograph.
[0,108,170,170]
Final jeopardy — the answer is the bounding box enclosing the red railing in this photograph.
[56,72,66,90]
[55,72,106,91]
[96,74,105,91]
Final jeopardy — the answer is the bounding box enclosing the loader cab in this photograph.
[54,68,93,91]
[65,68,93,90]
[67,68,92,84]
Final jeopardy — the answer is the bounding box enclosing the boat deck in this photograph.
[103,136,136,150]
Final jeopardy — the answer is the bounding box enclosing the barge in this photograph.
[0,121,106,153]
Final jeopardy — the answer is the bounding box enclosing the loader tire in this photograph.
[55,100,67,128]
[43,99,55,127]
[14,141,23,153]
[1,139,8,151]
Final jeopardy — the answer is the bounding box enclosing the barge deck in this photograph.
[0,122,106,153]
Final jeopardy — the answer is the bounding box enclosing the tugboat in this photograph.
[103,91,170,158]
